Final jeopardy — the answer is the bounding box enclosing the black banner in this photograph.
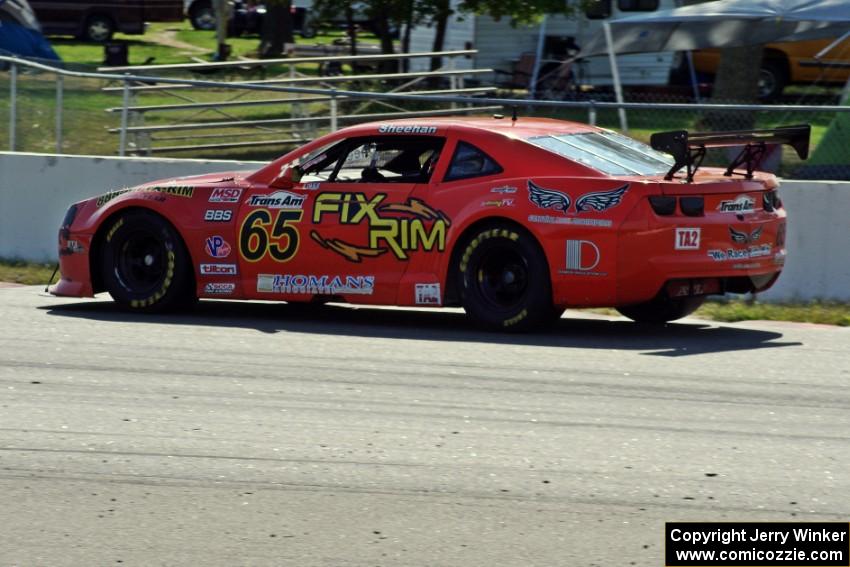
[666,522,850,566]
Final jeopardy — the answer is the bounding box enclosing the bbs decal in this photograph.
[204,209,233,222]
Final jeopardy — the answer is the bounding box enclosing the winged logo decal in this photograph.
[527,180,629,216]
[575,184,629,213]
[528,180,571,213]
[729,226,763,244]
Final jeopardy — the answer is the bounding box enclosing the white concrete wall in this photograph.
[760,180,850,302]
[0,153,848,302]
[0,152,265,261]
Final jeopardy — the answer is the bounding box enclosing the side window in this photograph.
[305,136,445,183]
[617,0,658,11]
[584,0,611,19]
[444,141,503,182]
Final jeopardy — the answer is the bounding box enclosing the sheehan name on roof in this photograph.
[378,125,438,134]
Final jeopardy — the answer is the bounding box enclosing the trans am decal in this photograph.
[311,193,450,262]
[528,180,628,215]
[717,195,755,213]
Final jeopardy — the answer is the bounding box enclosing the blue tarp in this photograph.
[0,0,60,61]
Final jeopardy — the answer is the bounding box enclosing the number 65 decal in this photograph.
[239,209,302,262]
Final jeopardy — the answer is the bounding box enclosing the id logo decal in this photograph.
[561,240,606,276]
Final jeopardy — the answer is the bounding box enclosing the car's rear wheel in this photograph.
[100,210,194,312]
[616,294,705,324]
[758,59,788,100]
[83,14,115,42]
[457,225,553,331]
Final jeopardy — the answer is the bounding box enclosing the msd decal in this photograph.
[209,188,243,203]
[205,236,232,258]
[675,228,701,250]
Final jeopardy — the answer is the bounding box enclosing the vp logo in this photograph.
[205,235,232,258]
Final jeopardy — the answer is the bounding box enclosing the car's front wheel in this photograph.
[616,294,705,324]
[100,210,194,312]
[190,2,217,30]
[457,225,553,331]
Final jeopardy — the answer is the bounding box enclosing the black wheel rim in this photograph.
[475,248,529,309]
[114,229,168,295]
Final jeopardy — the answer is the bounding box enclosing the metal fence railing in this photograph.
[2,54,850,179]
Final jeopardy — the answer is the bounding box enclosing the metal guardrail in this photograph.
[4,53,850,158]
[97,49,479,74]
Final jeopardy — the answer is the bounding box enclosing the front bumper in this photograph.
[50,231,95,297]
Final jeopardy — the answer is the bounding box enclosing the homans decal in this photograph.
[310,192,450,262]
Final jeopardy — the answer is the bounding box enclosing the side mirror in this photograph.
[270,165,303,189]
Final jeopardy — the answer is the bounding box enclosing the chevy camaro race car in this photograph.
[51,118,809,331]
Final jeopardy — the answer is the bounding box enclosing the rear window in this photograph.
[527,130,673,176]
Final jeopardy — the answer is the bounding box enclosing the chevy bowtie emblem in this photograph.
[729,226,763,245]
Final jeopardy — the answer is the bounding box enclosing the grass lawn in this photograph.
[0,260,57,286]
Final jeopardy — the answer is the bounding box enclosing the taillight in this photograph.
[679,196,704,217]
[776,222,786,246]
[763,190,782,211]
[649,196,676,215]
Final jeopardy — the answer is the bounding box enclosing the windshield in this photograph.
[527,130,674,175]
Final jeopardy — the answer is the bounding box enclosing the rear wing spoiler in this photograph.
[650,124,810,183]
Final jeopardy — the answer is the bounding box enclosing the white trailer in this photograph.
[406,0,678,88]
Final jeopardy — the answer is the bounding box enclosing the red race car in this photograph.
[51,118,809,330]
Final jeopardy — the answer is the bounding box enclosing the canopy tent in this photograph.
[0,0,60,61]
[580,0,850,58]
[577,0,850,131]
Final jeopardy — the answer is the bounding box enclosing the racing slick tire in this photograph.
[100,210,194,312]
[457,225,553,332]
[616,294,705,324]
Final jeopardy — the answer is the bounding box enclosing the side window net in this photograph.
[444,142,503,182]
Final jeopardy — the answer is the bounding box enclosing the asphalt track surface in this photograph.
[1,285,849,566]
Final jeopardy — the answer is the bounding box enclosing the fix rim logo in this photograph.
[310,192,451,262]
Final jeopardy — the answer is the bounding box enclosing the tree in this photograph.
[260,0,295,59]
[681,0,764,131]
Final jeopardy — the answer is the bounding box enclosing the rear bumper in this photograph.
[615,215,786,306]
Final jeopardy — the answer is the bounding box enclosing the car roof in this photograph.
[337,116,601,140]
